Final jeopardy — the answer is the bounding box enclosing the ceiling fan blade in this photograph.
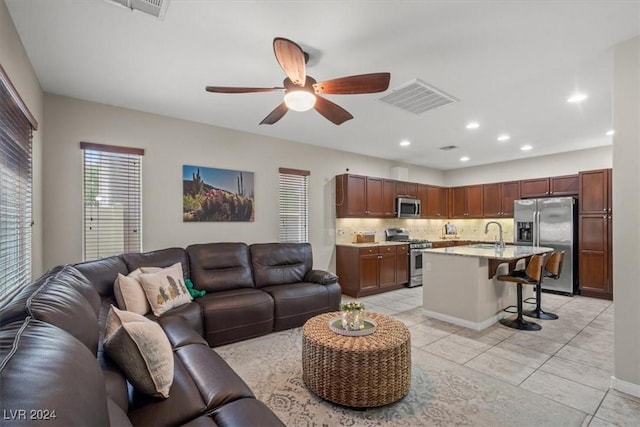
[273,37,306,86]
[314,96,353,125]
[313,72,391,95]
[206,86,283,93]
[259,102,289,125]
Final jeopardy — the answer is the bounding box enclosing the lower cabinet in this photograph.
[336,244,408,298]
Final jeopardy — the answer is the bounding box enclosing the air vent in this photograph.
[107,0,170,19]
[439,145,458,151]
[379,78,459,115]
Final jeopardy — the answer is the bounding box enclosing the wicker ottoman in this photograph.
[302,311,411,408]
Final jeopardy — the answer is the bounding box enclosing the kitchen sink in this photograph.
[466,244,499,249]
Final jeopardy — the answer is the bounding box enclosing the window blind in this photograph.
[81,142,144,261]
[0,65,37,306]
[279,168,309,243]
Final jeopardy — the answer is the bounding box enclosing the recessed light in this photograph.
[466,122,480,129]
[567,93,588,103]
[497,134,510,142]
[399,140,411,147]
[606,130,615,136]
[520,145,533,151]
[460,156,470,162]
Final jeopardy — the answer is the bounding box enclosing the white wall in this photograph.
[42,94,444,272]
[444,146,612,187]
[612,36,640,395]
[0,0,44,277]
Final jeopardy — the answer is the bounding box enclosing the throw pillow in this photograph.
[138,263,193,316]
[113,269,148,315]
[103,306,174,398]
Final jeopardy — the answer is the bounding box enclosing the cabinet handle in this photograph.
[603,209,606,212]
[603,215,607,219]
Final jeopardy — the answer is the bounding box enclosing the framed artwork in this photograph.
[183,165,254,222]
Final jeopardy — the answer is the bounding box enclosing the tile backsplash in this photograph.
[335,218,514,244]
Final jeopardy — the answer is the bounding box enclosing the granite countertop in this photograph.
[421,244,553,260]
[336,241,408,247]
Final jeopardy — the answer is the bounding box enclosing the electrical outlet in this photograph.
[425,262,432,272]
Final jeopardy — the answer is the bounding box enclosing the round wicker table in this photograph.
[302,311,411,408]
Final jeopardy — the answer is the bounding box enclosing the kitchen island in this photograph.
[421,244,553,330]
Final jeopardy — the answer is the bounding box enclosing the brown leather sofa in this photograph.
[0,242,340,426]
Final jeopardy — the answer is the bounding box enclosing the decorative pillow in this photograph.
[114,269,148,315]
[138,263,193,316]
[103,306,174,398]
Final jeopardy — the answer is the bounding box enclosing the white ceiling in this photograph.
[6,0,640,170]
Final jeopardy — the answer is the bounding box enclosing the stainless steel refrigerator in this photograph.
[514,197,578,294]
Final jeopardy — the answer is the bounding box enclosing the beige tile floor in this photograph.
[343,287,640,426]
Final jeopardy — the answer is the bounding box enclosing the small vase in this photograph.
[342,309,364,331]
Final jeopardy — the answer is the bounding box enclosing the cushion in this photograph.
[113,268,155,315]
[103,306,174,398]
[138,263,193,316]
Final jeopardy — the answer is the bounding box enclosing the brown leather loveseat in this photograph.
[0,242,340,426]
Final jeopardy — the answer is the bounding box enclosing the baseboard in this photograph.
[610,376,640,398]
[421,309,505,331]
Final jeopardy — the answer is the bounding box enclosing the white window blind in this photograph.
[279,167,309,243]
[81,142,144,261]
[0,65,38,306]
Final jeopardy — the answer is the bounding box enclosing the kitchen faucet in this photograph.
[485,221,505,249]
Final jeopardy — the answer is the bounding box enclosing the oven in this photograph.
[409,241,431,287]
[385,228,431,288]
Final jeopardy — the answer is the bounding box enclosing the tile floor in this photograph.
[343,287,640,426]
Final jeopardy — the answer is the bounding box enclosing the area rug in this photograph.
[216,328,586,426]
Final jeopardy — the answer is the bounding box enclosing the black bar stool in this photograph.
[523,251,563,320]
[497,254,546,331]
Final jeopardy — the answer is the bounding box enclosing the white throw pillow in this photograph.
[103,306,174,398]
[138,262,192,316]
[113,268,161,315]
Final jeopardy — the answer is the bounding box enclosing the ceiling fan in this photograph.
[205,37,391,125]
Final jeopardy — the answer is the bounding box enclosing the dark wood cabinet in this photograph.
[336,245,406,297]
[520,178,550,198]
[424,185,448,218]
[579,169,611,214]
[396,181,418,198]
[336,174,386,217]
[578,168,613,300]
[450,185,483,218]
[382,179,396,217]
[482,180,520,218]
[550,174,579,196]
[395,244,409,286]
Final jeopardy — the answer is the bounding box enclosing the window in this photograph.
[81,142,144,261]
[0,65,38,305]
[279,168,309,243]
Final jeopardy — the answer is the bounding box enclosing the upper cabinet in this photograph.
[550,174,579,196]
[419,184,448,218]
[521,175,579,198]
[396,181,418,198]
[482,181,520,218]
[336,172,582,219]
[520,178,550,198]
[449,185,483,218]
[579,169,612,214]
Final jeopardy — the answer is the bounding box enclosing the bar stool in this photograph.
[524,251,563,320]
[497,254,546,331]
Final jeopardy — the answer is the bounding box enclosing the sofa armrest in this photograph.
[158,315,208,349]
[304,269,338,285]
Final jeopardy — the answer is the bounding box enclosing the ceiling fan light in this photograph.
[284,90,316,112]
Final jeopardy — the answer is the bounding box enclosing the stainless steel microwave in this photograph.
[397,197,421,218]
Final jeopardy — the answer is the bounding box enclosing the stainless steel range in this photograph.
[385,228,432,288]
